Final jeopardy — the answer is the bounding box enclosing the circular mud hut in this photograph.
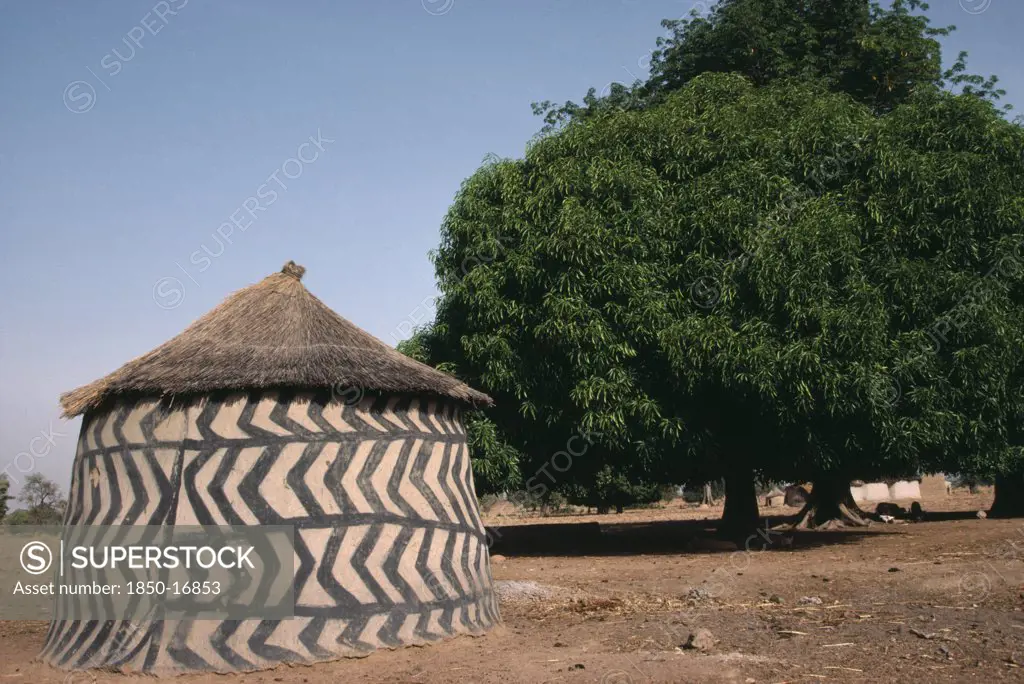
[43,261,498,674]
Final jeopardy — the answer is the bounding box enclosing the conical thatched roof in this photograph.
[60,261,492,417]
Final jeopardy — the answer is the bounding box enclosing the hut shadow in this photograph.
[485,515,883,558]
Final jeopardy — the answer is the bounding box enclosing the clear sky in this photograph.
[1,0,1021,499]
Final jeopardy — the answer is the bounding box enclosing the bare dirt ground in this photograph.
[3,488,1023,683]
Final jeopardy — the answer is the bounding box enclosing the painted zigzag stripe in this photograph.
[67,395,485,533]
[44,592,499,674]
[74,393,463,457]
[175,439,485,535]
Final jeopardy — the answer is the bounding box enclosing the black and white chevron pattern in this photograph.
[42,392,499,674]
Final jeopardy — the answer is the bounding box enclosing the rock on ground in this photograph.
[684,628,716,652]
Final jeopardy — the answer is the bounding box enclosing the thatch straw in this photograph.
[60,261,492,417]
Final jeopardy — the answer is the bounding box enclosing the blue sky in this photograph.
[0,0,1021,498]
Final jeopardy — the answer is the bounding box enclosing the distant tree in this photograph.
[16,474,66,525]
[19,473,63,510]
[0,476,10,523]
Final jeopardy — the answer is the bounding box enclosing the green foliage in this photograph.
[869,90,1024,480]
[3,507,63,525]
[559,470,662,512]
[432,72,1024,499]
[0,476,10,523]
[591,465,662,510]
[534,0,1008,134]
[465,411,522,494]
[397,325,523,495]
[648,0,951,112]
[395,328,431,363]
[3,510,33,526]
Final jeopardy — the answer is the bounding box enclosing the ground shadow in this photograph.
[917,510,999,522]
[486,514,890,557]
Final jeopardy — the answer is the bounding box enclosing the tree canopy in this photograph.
[423,71,1024,528]
[534,0,1008,133]
[401,0,1024,527]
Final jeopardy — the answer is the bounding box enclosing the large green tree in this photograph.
[523,0,1021,524]
[428,73,1024,535]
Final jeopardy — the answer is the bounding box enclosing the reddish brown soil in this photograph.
[3,489,1022,683]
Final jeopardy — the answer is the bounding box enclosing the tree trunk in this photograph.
[702,483,715,506]
[990,472,1024,518]
[791,475,870,529]
[719,466,760,539]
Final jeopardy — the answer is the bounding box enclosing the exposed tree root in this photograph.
[789,501,871,529]
[781,477,872,530]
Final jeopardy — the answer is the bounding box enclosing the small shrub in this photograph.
[478,493,501,513]
[540,491,568,516]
